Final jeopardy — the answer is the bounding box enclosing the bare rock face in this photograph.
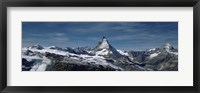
[30,44,44,50]
[95,37,122,57]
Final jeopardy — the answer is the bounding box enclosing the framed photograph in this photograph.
[0,0,200,93]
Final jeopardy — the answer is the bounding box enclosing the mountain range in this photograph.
[22,37,178,71]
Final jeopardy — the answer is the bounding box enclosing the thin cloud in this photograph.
[54,33,66,37]
[53,37,69,42]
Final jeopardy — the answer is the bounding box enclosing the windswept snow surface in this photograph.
[27,47,73,56]
[96,49,110,56]
[98,38,110,49]
[117,50,129,56]
[169,51,178,55]
[22,46,123,71]
[80,54,123,70]
[23,55,51,71]
[147,48,156,52]
[149,52,160,59]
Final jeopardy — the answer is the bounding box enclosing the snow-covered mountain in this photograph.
[95,36,122,57]
[22,37,178,71]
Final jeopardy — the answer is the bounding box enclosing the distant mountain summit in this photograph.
[95,37,122,57]
[48,46,64,51]
[30,44,44,50]
[95,36,111,50]
[162,43,177,52]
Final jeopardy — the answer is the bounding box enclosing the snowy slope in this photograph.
[98,37,110,49]
[22,45,123,71]
[149,52,160,59]
[95,37,122,57]
[22,37,178,71]
[117,50,129,56]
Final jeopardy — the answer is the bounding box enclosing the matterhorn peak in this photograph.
[95,37,122,57]
[97,36,110,50]
[102,36,106,39]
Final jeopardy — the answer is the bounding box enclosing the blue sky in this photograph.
[22,22,178,51]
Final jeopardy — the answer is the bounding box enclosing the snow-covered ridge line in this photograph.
[22,46,123,71]
[117,50,129,56]
[22,37,178,71]
[147,48,156,52]
[149,52,160,59]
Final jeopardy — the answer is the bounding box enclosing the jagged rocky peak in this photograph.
[162,43,174,50]
[49,46,59,49]
[22,49,34,56]
[95,36,122,57]
[97,36,110,49]
[30,44,44,50]
[48,46,63,50]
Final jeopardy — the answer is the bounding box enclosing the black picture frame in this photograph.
[0,0,200,93]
